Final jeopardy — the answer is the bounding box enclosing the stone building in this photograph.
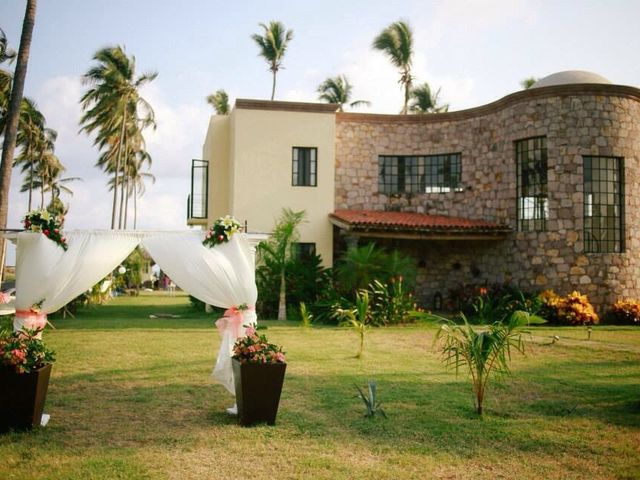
[189,71,640,312]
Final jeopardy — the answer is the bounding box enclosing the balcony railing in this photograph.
[187,159,208,221]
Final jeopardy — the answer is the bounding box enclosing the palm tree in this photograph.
[0,0,37,284]
[316,75,370,112]
[251,21,293,101]
[435,311,530,415]
[257,208,306,320]
[520,77,537,89]
[0,28,16,64]
[206,89,229,115]
[372,20,414,114]
[79,45,157,229]
[409,82,449,114]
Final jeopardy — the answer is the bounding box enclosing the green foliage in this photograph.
[409,82,449,113]
[435,311,529,415]
[299,302,313,327]
[206,89,229,115]
[0,328,56,373]
[334,290,371,358]
[251,21,294,100]
[354,380,387,418]
[316,75,370,111]
[335,242,416,295]
[256,208,307,320]
[369,278,415,326]
[372,20,414,114]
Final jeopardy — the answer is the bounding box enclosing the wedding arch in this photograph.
[7,230,266,395]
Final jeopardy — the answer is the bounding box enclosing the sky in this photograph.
[1,0,639,263]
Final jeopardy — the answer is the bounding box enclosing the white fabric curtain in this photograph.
[142,233,258,394]
[14,231,144,330]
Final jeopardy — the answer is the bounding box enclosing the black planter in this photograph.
[0,363,52,432]
[232,358,286,426]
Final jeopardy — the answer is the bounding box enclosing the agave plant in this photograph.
[435,311,530,415]
[354,380,387,418]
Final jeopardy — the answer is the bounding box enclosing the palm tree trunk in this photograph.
[111,103,127,229]
[133,183,137,229]
[0,0,37,286]
[118,156,127,229]
[27,151,33,210]
[270,66,277,101]
[40,159,45,208]
[277,270,286,320]
[123,179,129,229]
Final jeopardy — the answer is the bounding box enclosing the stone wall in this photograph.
[334,85,640,312]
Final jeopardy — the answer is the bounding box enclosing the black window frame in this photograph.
[516,136,548,232]
[294,242,316,260]
[583,155,625,253]
[292,147,318,187]
[378,153,462,194]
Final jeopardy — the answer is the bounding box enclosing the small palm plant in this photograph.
[435,311,530,415]
[354,380,387,418]
[335,290,371,358]
[299,302,313,328]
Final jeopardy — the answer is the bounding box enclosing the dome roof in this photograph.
[531,70,611,88]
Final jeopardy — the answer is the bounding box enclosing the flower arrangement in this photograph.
[232,326,286,364]
[539,289,599,325]
[0,328,56,374]
[609,299,640,325]
[24,209,67,251]
[203,215,243,248]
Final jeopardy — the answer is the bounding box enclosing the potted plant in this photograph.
[231,326,286,426]
[0,328,56,432]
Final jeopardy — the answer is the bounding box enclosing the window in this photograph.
[292,147,317,186]
[188,159,208,219]
[378,153,462,194]
[584,156,624,253]
[516,137,548,231]
[294,242,316,260]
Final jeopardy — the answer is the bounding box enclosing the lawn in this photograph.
[1,293,639,480]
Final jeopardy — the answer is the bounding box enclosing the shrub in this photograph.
[608,299,640,325]
[539,290,599,325]
[369,278,415,326]
[447,283,540,321]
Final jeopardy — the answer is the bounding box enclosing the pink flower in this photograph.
[245,326,256,336]
[275,352,286,363]
[11,349,26,363]
[217,235,225,242]
[43,229,50,236]
[54,228,59,234]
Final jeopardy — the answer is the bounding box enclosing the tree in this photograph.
[435,311,530,415]
[251,21,293,101]
[372,20,414,114]
[409,82,449,114]
[0,28,16,64]
[520,77,537,89]
[257,208,306,320]
[206,89,229,115]
[79,45,156,229]
[0,0,38,284]
[317,75,370,112]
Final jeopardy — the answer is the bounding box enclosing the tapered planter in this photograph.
[0,363,52,432]
[232,358,286,426]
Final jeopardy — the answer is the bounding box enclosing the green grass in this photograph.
[1,293,639,479]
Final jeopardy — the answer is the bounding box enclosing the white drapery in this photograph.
[11,230,262,396]
[143,233,258,394]
[14,231,144,331]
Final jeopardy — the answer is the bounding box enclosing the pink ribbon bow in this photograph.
[15,309,48,338]
[215,304,255,339]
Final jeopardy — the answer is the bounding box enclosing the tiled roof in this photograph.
[329,209,511,234]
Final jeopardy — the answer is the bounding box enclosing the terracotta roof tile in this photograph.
[330,209,510,232]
